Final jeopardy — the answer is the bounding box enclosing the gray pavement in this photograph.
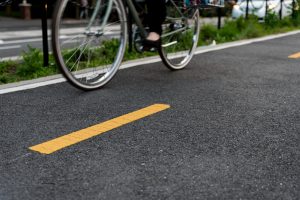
[0,16,51,31]
[0,16,225,32]
[0,16,226,59]
[0,32,299,199]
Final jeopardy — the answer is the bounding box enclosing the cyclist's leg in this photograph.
[145,0,166,36]
[140,0,166,50]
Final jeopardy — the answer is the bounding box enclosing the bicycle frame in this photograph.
[125,0,148,38]
[87,0,191,42]
[86,0,147,39]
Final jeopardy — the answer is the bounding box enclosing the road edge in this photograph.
[1,30,300,95]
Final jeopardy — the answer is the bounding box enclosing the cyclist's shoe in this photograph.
[142,38,161,52]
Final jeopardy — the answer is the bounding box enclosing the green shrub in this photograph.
[235,16,248,31]
[216,19,240,42]
[0,60,19,84]
[291,1,300,26]
[241,17,265,38]
[265,12,280,28]
[243,22,264,38]
[17,46,57,79]
[199,24,218,44]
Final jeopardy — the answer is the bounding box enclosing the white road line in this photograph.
[1,30,300,95]
[0,76,66,95]
[2,38,47,45]
[0,27,121,40]
[0,45,22,50]
[1,32,118,45]
[194,30,300,55]
[0,56,22,61]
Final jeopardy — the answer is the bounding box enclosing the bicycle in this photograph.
[52,0,201,90]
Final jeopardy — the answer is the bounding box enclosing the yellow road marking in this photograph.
[29,104,170,154]
[288,52,300,59]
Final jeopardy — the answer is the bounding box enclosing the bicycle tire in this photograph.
[52,0,127,90]
[159,1,200,70]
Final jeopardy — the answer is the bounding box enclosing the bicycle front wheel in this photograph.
[52,0,127,90]
[159,1,200,70]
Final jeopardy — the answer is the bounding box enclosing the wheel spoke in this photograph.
[52,0,127,90]
[159,0,199,70]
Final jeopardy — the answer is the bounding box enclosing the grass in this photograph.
[199,14,300,45]
[1,13,300,85]
[0,47,58,84]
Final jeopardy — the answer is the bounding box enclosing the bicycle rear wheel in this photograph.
[52,0,127,90]
[159,1,200,70]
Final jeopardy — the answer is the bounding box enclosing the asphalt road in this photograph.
[0,33,299,199]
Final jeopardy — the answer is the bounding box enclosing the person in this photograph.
[80,0,88,19]
[143,0,166,49]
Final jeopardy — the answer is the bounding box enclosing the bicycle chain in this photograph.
[0,0,12,7]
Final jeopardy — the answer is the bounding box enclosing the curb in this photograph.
[1,30,300,95]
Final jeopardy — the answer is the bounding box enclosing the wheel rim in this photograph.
[53,0,127,89]
[160,7,200,70]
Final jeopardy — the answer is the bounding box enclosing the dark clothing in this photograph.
[145,0,166,35]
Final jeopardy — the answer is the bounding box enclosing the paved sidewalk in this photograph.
[0,16,226,32]
[0,16,51,31]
